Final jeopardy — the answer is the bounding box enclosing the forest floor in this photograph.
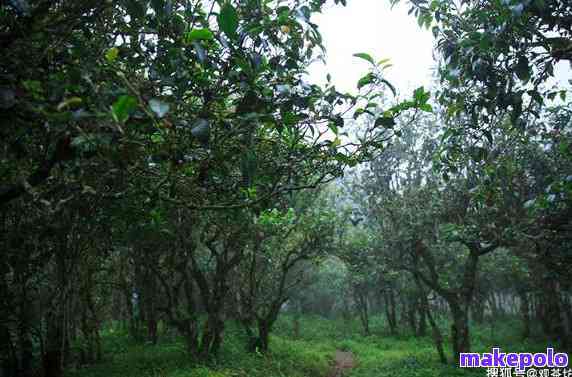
[65,316,549,377]
[328,350,355,377]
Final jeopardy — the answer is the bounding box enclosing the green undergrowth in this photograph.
[275,315,551,377]
[67,316,552,377]
[306,316,548,377]
[65,321,335,377]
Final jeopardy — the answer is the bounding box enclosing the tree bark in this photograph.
[257,320,270,353]
[540,278,564,343]
[293,303,301,339]
[43,312,64,377]
[413,275,446,363]
[449,302,470,363]
[407,299,417,335]
[0,323,17,377]
[518,290,531,339]
[416,297,427,337]
[384,290,398,335]
[355,287,370,336]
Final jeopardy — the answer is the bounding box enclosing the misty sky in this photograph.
[307,0,571,99]
[307,0,436,98]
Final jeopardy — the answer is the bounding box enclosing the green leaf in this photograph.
[515,56,530,82]
[559,140,570,155]
[413,86,430,103]
[112,95,137,123]
[57,97,83,111]
[353,53,375,65]
[22,80,42,99]
[419,103,433,112]
[375,117,395,128]
[105,47,119,63]
[528,90,544,106]
[123,0,146,19]
[151,132,165,144]
[380,79,396,96]
[151,0,165,16]
[353,108,365,119]
[334,115,344,129]
[483,129,493,144]
[357,73,375,89]
[328,121,339,135]
[184,28,214,43]
[149,98,170,118]
[218,2,239,39]
[71,134,112,150]
[277,6,290,21]
[471,146,488,162]
[240,150,258,184]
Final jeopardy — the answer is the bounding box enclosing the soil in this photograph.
[327,350,356,377]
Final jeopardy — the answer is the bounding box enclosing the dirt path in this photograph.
[328,350,355,377]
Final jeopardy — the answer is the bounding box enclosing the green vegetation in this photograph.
[1,1,570,377]
[65,316,549,377]
[65,322,334,377]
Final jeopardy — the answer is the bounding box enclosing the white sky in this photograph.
[307,0,436,98]
[307,1,571,98]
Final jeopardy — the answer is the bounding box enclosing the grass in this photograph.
[66,315,553,377]
[65,320,335,377]
[289,316,548,377]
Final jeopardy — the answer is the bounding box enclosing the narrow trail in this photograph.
[328,350,356,377]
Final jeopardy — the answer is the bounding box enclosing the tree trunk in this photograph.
[542,279,564,342]
[257,321,270,353]
[18,302,34,375]
[293,303,301,339]
[0,323,17,377]
[416,297,427,337]
[184,328,199,355]
[450,302,470,363]
[43,312,64,377]
[535,292,544,323]
[518,290,531,339]
[342,295,351,336]
[488,292,499,318]
[125,287,138,341]
[44,236,70,377]
[384,290,398,335]
[471,291,485,324]
[199,313,225,359]
[407,300,417,335]
[147,317,158,345]
[355,288,370,336]
[144,271,158,345]
[563,295,572,351]
[426,303,447,364]
[413,275,446,363]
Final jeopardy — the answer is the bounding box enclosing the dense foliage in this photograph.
[0,0,570,377]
